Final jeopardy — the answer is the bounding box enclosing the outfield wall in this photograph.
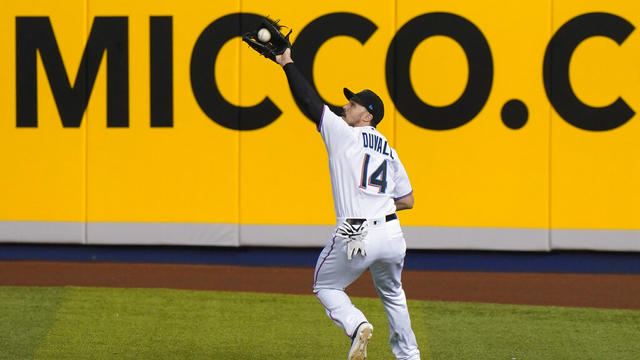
[1,1,639,250]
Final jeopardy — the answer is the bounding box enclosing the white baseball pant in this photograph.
[312,217,421,360]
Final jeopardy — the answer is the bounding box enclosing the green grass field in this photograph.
[1,286,639,359]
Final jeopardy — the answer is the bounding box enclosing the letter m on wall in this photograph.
[16,17,129,127]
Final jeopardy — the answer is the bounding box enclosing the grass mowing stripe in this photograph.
[416,300,640,360]
[3,286,639,359]
[0,286,67,360]
[33,287,405,360]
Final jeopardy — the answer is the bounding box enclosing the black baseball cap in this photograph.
[344,88,384,126]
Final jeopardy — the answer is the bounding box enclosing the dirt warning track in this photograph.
[2,260,639,310]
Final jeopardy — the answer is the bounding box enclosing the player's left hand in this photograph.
[241,16,292,63]
[276,48,293,67]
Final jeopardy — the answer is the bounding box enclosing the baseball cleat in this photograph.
[348,322,373,360]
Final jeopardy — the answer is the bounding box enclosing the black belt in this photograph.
[346,213,397,226]
[346,213,398,225]
[370,213,397,226]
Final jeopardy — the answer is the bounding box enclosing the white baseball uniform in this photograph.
[313,104,421,360]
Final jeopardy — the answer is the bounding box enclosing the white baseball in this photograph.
[257,28,271,43]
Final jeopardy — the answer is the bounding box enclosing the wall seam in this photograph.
[548,0,553,251]
[392,0,398,148]
[237,1,243,247]
[84,0,90,245]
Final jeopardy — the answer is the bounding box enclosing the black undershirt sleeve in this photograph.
[282,62,326,125]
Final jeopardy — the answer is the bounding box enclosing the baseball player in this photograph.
[276,46,421,360]
[242,19,420,359]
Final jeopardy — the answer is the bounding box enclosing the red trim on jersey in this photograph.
[359,155,368,189]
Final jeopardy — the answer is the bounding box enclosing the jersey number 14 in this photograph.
[359,153,387,193]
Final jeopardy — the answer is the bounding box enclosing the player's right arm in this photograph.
[391,152,414,211]
[395,193,414,211]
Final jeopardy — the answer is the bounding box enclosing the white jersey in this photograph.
[318,105,412,220]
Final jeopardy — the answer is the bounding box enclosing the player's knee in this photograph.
[377,285,407,303]
[374,279,403,294]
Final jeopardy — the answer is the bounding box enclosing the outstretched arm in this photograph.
[276,48,325,125]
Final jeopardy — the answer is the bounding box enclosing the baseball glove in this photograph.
[242,17,292,62]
